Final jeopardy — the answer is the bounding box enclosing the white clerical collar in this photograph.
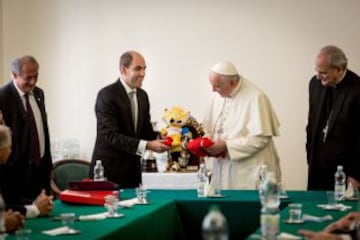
[120,78,137,95]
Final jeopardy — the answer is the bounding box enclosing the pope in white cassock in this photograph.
[202,61,282,190]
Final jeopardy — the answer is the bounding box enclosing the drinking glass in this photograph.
[60,212,76,227]
[326,191,337,206]
[15,229,32,240]
[135,186,148,204]
[104,194,121,217]
[288,203,302,223]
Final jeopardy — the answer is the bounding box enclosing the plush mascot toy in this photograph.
[161,106,191,170]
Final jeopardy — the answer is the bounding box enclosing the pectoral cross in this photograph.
[322,124,329,143]
[322,110,333,143]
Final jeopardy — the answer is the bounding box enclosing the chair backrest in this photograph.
[51,159,91,195]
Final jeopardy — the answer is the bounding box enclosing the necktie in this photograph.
[25,93,41,165]
[129,91,137,131]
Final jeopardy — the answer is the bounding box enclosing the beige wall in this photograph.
[1,0,360,189]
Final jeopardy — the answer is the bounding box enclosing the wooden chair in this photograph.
[51,159,91,195]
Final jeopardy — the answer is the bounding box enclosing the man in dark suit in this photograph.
[89,50,170,188]
[0,56,53,218]
[306,45,360,190]
[0,124,25,232]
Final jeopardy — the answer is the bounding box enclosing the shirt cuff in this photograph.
[137,140,147,156]
[25,204,40,218]
[338,234,352,240]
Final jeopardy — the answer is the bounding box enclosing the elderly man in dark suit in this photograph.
[0,56,53,218]
[89,50,170,188]
[0,124,25,232]
[306,45,360,191]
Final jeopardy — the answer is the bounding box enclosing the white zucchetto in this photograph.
[211,61,238,76]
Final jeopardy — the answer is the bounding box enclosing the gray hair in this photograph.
[0,125,11,149]
[320,45,348,69]
[11,55,39,75]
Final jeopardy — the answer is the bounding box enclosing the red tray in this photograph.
[59,190,119,205]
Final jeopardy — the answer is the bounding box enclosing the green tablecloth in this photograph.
[10,199,182,239]
[5,189,358,240]
[279,201,358,233]
[248,191,359,239]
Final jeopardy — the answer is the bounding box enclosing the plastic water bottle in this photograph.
[259,171,280,239]
[0,193,6,239]
[257,165,267,205]
[259,172,280,208]
[94,160,105,181]
[202,205,228,240]
[197,163,208,197]
[260,205,279,240]
[257,164,267,189]
[334,165,346,201]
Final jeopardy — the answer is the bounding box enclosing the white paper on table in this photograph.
[78,212,108,221]
[42,226,80,236]
[317,203,352,211]
[344,182,354,198]
[302,214,333,222]
[117,198,138,208]
[277,232,302,239]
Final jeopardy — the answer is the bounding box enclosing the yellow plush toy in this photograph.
[161,106,190,152]
[161,106,205,171]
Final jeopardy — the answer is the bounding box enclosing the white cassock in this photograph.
[203,77,281,190]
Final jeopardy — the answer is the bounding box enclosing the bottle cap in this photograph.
[209,204,221,212]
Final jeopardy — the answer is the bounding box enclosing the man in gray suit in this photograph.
[89,50,169,188]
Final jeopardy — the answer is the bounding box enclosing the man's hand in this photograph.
[323,212,360,233]
[34,189,54,216]
[146,140,170,153]
[298,230,342,240]
[0,110,4,125]
[4,209,25,232]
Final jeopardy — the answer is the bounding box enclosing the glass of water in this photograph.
[135,186,149,204]
[104,194,121,217]
[60,212,76,227]
[288,203,302,223]
[15,229,32,240]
